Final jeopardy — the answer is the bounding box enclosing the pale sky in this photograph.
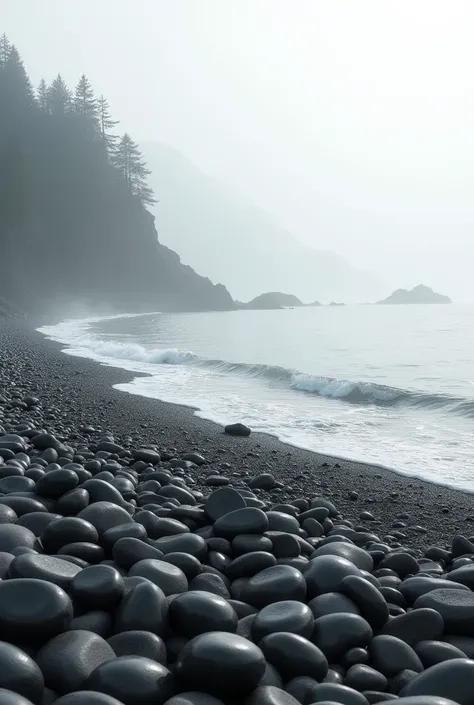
[4,0,474,299]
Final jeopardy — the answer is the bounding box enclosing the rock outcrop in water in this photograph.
[0,39,234,317]
[378,285,452,305]
[242,293,304,310]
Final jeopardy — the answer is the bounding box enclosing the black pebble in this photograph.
[85,655,174,705]
[107,631,167,663]
[175,631,266,698]
[0,578,72,645]
[169,591,238,638]
[71,565,124,611]
[35,630,116,694]
[259,631,329,681]
[251,600,314,642]
[0,641,44,704]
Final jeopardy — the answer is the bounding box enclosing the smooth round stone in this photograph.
[85,655,174,705]
[232,534,273,555]
[414,589,474,635]
[35,630,115,694]
[244,686,301,705]
[107,632,167,663]
[17,512,62,537]
[380,608,444,646]
[0,688,41,705]
[301,683,369,705]
[58,542,105,564]
[260,632,328,681]
[378,553,419,579]
[161,553,202,580]
[78,503,132,536]
[312,614,373,661]
[400,577,469,604]
[190,571,230,598]
[401,658,474,704]
[114,581,169,636]
[80,479,127,507]
[344,665,388,693]
[8,554,82,590]
[70,611,112,638]
[0,552,14,578]
[266,532,301,558]
[213,508,269,540]
[169,591,237,638]
[369,636,423,677]
[41,518,99,554]
[0,504,18,523]
[266,512,300,535]
[154,534,207,560]
[415,640,467,668]
[56,489,90,516]
[252,601,314,642]
[304,556,362,598]
[0,641,44,703]
[285,676,320,703]
[308,593,361,619]
[0,497,48,516]
[0,476,35,493]
[71,565,124,610]
[312,542,374,572]
[0,524,36,552]
[226,552,276,581]
[35,469,79,498]
[175,631,266,697]
[241,565,307,608]
[0,578,72,644]
[129,559,188,595]
[341,648,369,668]
[205,488,247,522]
[341,576,390,629]
[112,537,163,570]
[101,523,147,552]
[446,565,474,590]
[163,694,225,705]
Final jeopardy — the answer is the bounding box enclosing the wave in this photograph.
[66,338,474,418]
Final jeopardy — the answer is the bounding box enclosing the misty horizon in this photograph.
[3,0,474,301]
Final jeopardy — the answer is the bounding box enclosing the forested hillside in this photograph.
[0,35,233,316]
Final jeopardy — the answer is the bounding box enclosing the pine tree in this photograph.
[97,94,119,154]
[48,74,72,114]
[1,45,34,109]
[37,78,49,113]
[73,74,98,123]
[112,133,155,206]
[0,33,11,68]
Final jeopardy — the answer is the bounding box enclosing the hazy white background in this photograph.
[4,0,474,299]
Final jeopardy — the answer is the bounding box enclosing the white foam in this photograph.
[290,374,399,402]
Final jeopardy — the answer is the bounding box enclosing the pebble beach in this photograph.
[0,319,473,705]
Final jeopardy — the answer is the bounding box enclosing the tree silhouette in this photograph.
[48,74,72,114]
[0,34,232,316]
[73,74,98,123]
[113,133,156,205]
[37,79,49,113]
[98,94,119,155]
[0,33,11,68]
[1,45,34,110]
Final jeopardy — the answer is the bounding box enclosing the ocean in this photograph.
[38,305,474,491]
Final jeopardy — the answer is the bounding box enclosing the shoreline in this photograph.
[3,318,474,549]
[40,314,474,497]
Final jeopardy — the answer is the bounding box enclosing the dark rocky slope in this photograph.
[0,43,233,317]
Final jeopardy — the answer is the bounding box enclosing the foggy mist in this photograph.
[4,0,474,301]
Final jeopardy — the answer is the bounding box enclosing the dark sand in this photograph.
[1,319,472,551]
